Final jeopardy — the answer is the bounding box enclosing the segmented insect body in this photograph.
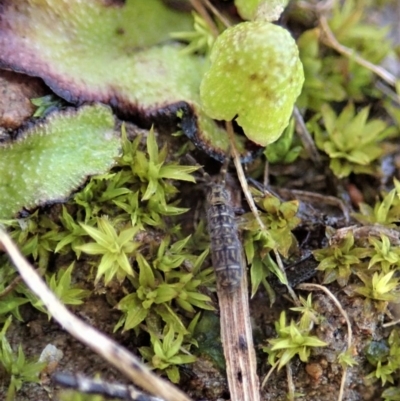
[206,183,243,291]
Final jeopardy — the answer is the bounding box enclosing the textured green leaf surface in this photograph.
[0,0,194,106]
[235,0,289,21]
[0,104,119,218]
[200,21,304,146]
[0,0,260,161]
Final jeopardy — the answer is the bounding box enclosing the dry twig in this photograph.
[217,268,260,401]
[319,16,399,94]
[53,372,165,401]
[0,228,192,401]
[297,283,352,401]
[293,107,321,165]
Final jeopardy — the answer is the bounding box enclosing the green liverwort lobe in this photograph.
[200,21,304,146]
[0,104,119,218]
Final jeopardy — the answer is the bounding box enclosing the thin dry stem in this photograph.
[319,16,399,92]
[218,260,260,401]
[0,274,22,298]
[286,363,295,401]
[273,249,299,305]
[274,187,350,223]
[383,318,400,328]
[202,0,232,28]
[225,121,266,231]
[296,283,352,401]
[189,0,220,38]
[0,228,192,401]
[263,159,270,188]
[293,107,321,165]
[332,225,400,246]
[261,361,278,388]
[53,372,164,401]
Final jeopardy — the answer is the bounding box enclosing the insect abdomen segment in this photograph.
[207,185,243,291]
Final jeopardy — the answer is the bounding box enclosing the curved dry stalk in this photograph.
[293,107,321,165]
[273,249,299,305]
[261,360,278,388]
[286,363,295,401]
[273,187,350,223]
[319,16,399,93]
[296,283,352,401]
[0,228,192,401]
[189,0,220,38]
[333,225,400,246]
[0,274,22,298]
[202,0,232,28]
[217,266,260,401]
[53,372,164,401]
[383,318,400,328]
[225,121,266,232]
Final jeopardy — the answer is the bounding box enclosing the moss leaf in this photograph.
[0,104,119,218]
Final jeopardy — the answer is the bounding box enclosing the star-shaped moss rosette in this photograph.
[200,21,304,147]
[0,104,120,219]
[0,0,260,162]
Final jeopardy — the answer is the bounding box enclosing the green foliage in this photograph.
[265,118,302,164]
[77,217,141,285]
[367,235,400,273]
[0,261,28,322]
[115,243,213,333]
[139,324,197,383]
[297,28,347,110]
[297,0,392,108]
[235,0,288,21]
[243,190,300,257]
[19,263,90,318]
[192,311,225,371]
[263,311,327,370]
[0,104,120,219]
[330,0,391,93]
[328,1,391,100]
[126,128,197,201]
[329,0,390,61]
[242,190,300,296]
[353,179,400,226]
[170,12,215,55]
[313,232,370,286]
[296,0,393,108]
[382,386,400,401]
[70,125,199,285]
[0,211,61,269]
[200,21,304,146]
[59,391,111,401]
[310,103,395,178]
[0,119,210,376]
[337,349,358,368]
[366,329,400,386]
[290,294,321,332]
[0,317,46,401]
[353,271,400,303]
[54,206,88,256]
[31,94,63,118]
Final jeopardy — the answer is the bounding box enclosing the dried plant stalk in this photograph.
[218,265,260,401]
[0,228,191,401]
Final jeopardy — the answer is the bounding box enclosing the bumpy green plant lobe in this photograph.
[0,104,119,218]
[200,21,304,146]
